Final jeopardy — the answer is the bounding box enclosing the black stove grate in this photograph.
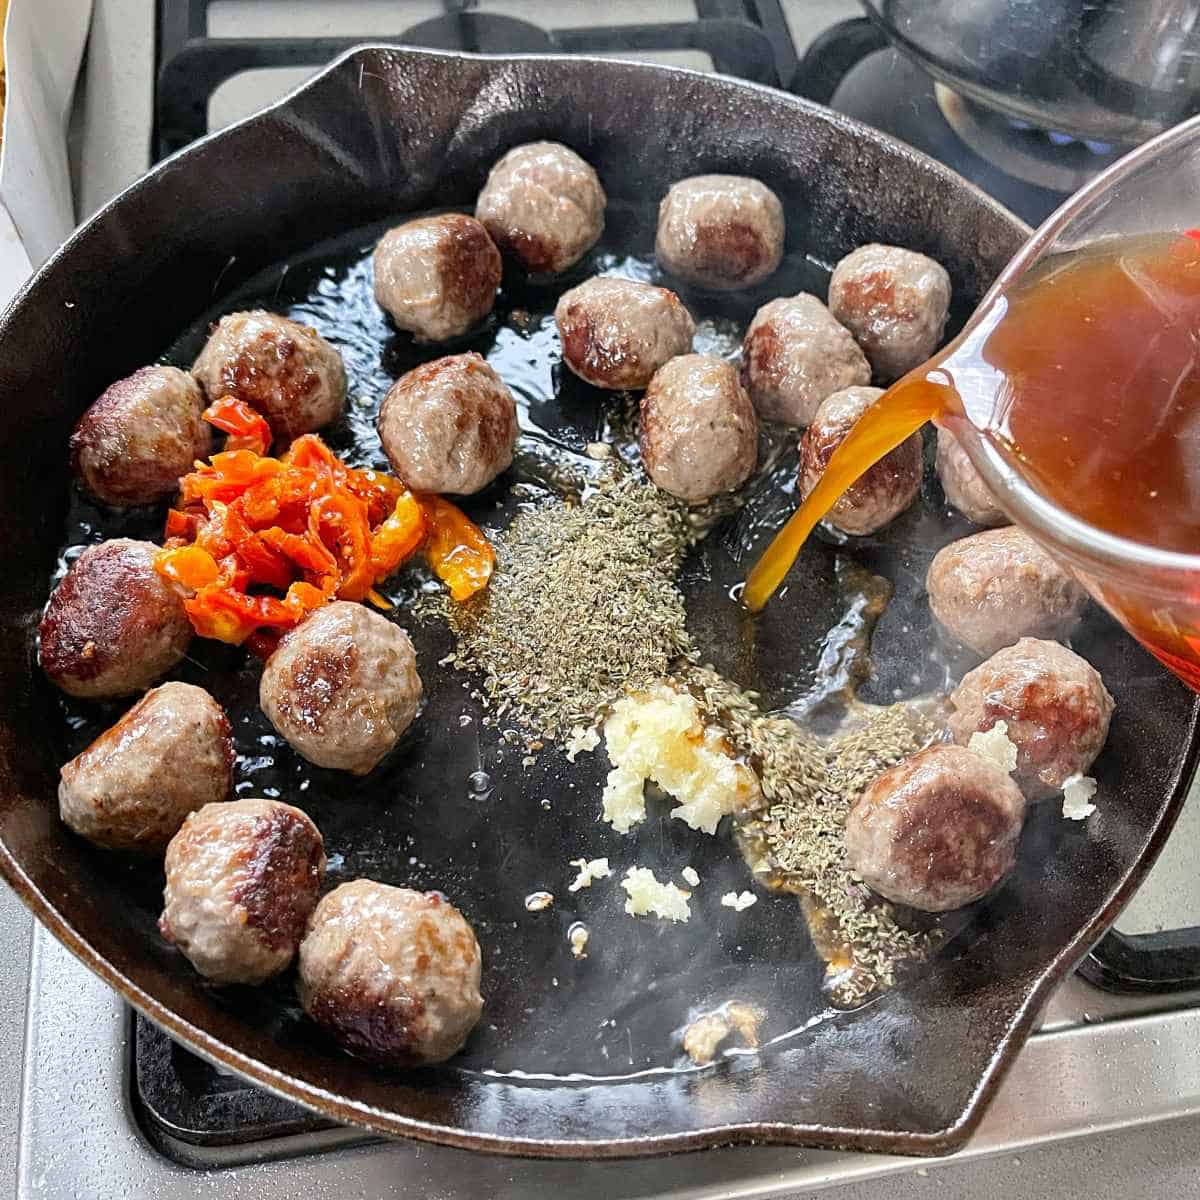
[134,1015,335,1149]
[154,0,798,160]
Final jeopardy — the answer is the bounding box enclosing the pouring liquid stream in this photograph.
[743,375,950,611]
[744,231,1200,683]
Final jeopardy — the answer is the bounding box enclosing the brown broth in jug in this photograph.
[744,232,1200,682]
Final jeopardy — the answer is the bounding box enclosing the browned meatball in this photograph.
[298,880,483,1067]
[159,799,325,985]
[639,353,758,504]
[936,426,1009,527]
[373,214,501,343]
[58,682,233,852]
[259,601,422,776]
[828,244,951,382]
[39,539,192,700]
[740,293,871,427]
[845,744,1026,912]
[191,311,346,441]
[377,352,518,495]
[798,385,923,536]
[554,276,695,390]
[927,526,1087,657]
[949,638,1115,800]
[657,175,787,290]
[655,175,784,291]
[475,141,606,275]
[70,366,211,507]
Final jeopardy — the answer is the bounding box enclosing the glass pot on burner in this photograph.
[747,112,1200,690]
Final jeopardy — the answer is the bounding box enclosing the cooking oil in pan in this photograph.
[48,204,964,1080]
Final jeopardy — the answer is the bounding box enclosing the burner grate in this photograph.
[154,0,797,160]
[133,1014,338,1149]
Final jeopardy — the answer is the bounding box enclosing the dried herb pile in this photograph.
[441,473,695,739]
[691,667,938,1004]
[434,471,939,1003]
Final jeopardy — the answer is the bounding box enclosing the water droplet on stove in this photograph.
[728,580,746,603]
[467,770,492,800]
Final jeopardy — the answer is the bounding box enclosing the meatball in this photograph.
[159,798,326,985]
[298,880,483,1067]
[828,244,952,382]
[655,175,784,291]
[845,744,1026,912]
[639,353,758,504]
[554,276,695,390]
[798,385,922,536]
[58,682,233,853]
[740,293,871,427]
[39,538,192,699]
[377,352,518,495]
[70,366,211,507]
[936,426,1009,527]
[949,638,1115,800]
[926,526,1087,657]
[475,141,606,275]
[259,601,422,776]
[192,310,346,441]
[373,213,502,343]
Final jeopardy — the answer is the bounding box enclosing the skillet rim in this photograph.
[0,43,1194,1159]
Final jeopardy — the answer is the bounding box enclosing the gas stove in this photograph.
[13,2,1200,1197]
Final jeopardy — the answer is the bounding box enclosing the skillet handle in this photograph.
[1079,927,1200,994]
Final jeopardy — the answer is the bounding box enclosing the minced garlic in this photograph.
[967,720,1018,774]
[621,866,691,922]
[682,1001,763,1065]
[681,866,700,887]
[567,857,612,892]
[568,922,590,959]
[564,725,601,763]
[601,688,761,835]
[720,890,757,912]
[1062,774,1098,821]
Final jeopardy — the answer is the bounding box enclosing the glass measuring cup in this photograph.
[947,112,1200,689]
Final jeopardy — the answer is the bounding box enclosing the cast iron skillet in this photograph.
[0,47,1196,1159]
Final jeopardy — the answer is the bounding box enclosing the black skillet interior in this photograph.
[0,48,1196,1157]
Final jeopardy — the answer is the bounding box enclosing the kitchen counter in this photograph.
[1,886,30,1199]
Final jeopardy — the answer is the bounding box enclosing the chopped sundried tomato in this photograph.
[164,508,201,542]
[203,396,272,456]
[222,503,293,591]
[181,450,282,505]
[370,492,426,580]
[157,423,494,645]
[154,544,220,591]
[310,492,373,602]
[422,494,495,602]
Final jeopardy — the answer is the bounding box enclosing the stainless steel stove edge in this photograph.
[16,925,1200,1200]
